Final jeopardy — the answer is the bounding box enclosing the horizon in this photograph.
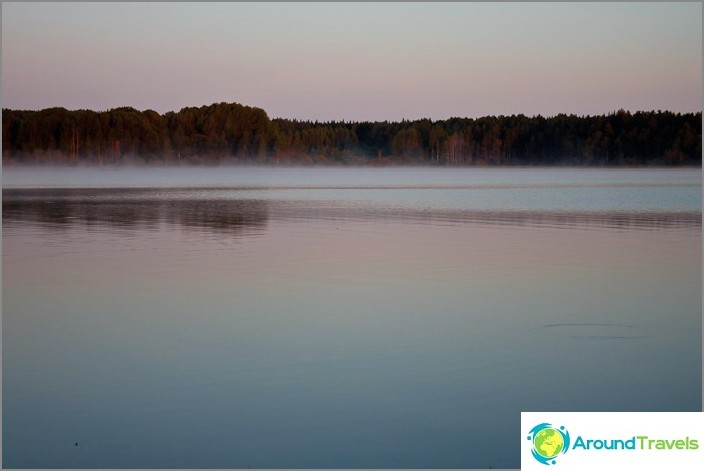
[3,102,701,125]
[2,2,702,122]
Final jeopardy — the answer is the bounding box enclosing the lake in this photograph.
[2,167,701,468]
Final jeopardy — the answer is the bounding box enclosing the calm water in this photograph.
[2,167,701,468]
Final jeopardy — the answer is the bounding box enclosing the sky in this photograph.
[2,2,702,122]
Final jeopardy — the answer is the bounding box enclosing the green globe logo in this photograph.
[527,423,570,465]
[534,428,564,458]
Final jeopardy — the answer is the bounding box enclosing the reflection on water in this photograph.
[3,188,700,233]
[2,169,701,469]
[3,190,269,237]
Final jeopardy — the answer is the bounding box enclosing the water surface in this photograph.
[3,167,701,468]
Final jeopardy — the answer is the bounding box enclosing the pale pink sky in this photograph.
[2,2,702,121]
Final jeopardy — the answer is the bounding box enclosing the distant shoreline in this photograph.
[2,161,702,169]
[3,103,701,167]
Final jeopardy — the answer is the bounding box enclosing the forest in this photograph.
[2,102,701,166]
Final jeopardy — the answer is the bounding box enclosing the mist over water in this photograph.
[3,165,702,189]
[2,167,701,468]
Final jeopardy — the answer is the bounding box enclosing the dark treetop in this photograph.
[2,103,701,166]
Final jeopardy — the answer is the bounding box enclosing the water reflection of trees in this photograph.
[265,204,702,231]
[420,209,702,231]
[4,188,700,232]
[2,189,269,236]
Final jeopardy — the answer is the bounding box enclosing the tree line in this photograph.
[2,102,701,166]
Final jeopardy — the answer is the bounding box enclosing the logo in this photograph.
[527,423,571,465]
[522,413,703,470]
